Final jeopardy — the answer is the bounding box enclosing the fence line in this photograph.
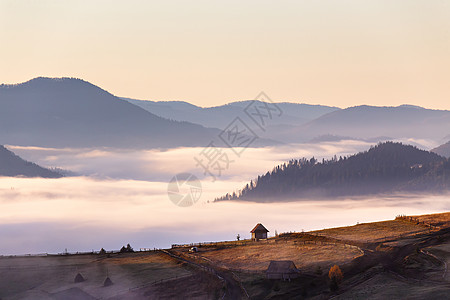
[160,249,227,299]
[395,215,442,230]
[0,248,162,259]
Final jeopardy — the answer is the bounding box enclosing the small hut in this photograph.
[250,223,269,241]
[266,260,299,280]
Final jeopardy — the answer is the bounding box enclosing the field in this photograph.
[177,241,362,273]
[170,214,450,299]
[410,212,450,228]
[0,251,221,300]
[311,219,431,243]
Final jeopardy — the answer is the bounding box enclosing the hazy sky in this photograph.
[1,0,450,109]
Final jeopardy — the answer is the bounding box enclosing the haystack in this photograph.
[103,277,113,287]
[74,273,85,283]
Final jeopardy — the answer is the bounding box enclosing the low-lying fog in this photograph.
[1,141,448,255]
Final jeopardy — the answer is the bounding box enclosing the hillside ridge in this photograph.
[216,142,450,202]
[0,145,62,178]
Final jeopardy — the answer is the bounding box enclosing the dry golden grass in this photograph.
[106,251,176,265]
[411,212,450,228]
[194,242,362,272]
[311,220,430,243]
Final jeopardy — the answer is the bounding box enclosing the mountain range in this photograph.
[0,145,62,178]
[296,105,450,143]
[123,97,339,131]
[0,78,228,148]
[1,77,449,149]
[256,104,450,144]
[216,142,450,202]
[125,98,450,146]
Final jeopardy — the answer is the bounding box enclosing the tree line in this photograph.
[216,142,450,201]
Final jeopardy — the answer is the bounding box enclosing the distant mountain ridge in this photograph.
[216,142,450,202]
[0,77,228,148]
[124,98,450,145]
[2,77,449,149]
[296,105,450,142]
[0,145,62,178]
[432,141,450,158]
[122,97,340,131]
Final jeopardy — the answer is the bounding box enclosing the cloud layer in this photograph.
[1,142,449,255]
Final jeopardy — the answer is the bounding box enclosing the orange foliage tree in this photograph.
[328,265,343,290]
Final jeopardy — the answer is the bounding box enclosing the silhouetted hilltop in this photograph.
[0,77,224,148]
[0,145,62,178]
[216,142,450,202]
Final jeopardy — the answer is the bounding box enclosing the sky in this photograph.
[1,0,450,109]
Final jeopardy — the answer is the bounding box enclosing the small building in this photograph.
[266,260,300,280]
[251,223,269,241]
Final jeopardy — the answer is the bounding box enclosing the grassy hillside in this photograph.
[0,252,221,299]
[1,212,449,299]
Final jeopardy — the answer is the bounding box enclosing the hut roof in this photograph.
[250,223,269,233]
[266,261,299,274]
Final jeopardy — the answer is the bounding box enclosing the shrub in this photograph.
[126,243,134,252]
[328,265,343,291]
[120,243,134,253]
